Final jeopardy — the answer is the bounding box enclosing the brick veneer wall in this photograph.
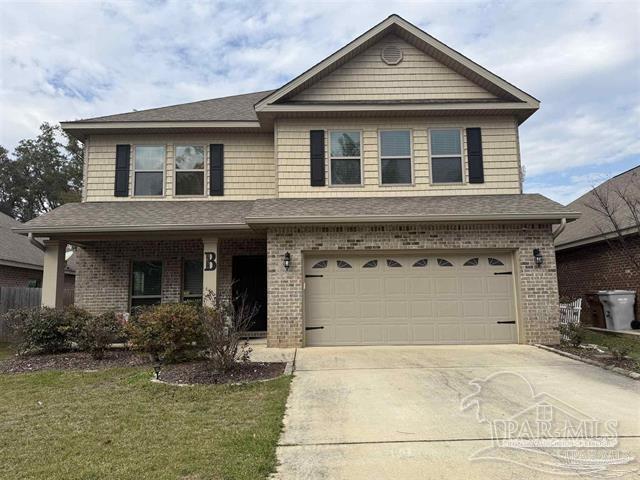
[75,238,265,314]
[266,223,560,347]
[0,265,42,287]
[556,234,639,322]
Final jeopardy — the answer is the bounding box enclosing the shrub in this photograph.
[78,311,123,359]
[200,290,256,372]
[555,322,585,348]
[126,302,203,362]
[6,306,88,354]
[601,337,634,361]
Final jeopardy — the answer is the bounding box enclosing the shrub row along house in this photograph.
[15,15,579,348]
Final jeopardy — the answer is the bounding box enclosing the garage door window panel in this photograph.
[437,258,454,267]
[430,129,463,184]
[413,258,429,267]
[464,258,479,266]
[362,260,378,268]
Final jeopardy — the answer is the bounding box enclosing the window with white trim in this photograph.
[175,146,205,196]
[330,131,361,185]
[430,129,463,183]
[134,145,165,195]
[131,261,162,307]
[380,130,412,184]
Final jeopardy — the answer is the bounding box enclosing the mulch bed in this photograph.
[158,361,286,385]
[0,350,150,374]
[551,345,640,373]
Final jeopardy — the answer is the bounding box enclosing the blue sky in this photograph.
[0,0,638,204]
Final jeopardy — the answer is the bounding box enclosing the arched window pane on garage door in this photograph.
[386,259,402,268]
[312,260,328,269]
[463,258,479,266]
[337,260,352,269]
[362,260,378,268]
[412,258,428,267]
[488,257,504,266]
[437,258,453,267]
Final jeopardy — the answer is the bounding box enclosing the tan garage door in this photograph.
[304,252,517,346]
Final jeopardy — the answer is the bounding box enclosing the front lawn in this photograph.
[0,366,291,480]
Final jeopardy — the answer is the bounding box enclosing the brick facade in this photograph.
[75,237,265,314]
[556,235,639,322]
[267,223,560,347]
[0,265,75,291]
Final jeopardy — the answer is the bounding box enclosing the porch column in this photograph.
[202,237,218,306]
[41,240,66,308]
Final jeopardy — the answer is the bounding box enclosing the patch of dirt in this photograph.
[159,361,286,385]
[0,350,150,374]
[552,345,640,373]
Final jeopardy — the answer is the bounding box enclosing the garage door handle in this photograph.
[494,272,512,275]
[496,321,516,324]
[305,326,324,331]
[305,274,323,278]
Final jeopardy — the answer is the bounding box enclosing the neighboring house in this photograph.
[0,212,76,290]
[555,166,639,321]
[14,15,579,347]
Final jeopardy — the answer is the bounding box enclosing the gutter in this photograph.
[552,218,567,239]
[246,211,581,225]
[13,223,251,235]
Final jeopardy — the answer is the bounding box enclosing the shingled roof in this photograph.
[555,166,639,249]
[72,90,274,123]
[0,212,44,270]
[15,195,579,236]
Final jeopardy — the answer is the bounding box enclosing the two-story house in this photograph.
[15,15,579,348]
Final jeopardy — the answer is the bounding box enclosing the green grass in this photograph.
[584,330,640,361]
[0,367,291,480]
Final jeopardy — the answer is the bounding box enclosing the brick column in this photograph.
[41,240,66,308]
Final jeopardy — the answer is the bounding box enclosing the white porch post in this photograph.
[41,240,66,308]
[202,238,218,306]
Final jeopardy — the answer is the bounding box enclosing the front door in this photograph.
[232,255,268,332]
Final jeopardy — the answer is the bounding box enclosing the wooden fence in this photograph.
[0,287,75,341]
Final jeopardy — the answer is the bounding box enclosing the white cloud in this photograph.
[0,0,638,200]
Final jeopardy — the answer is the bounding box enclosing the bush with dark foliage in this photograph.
[126,303,203,362]
[78,311,124,359]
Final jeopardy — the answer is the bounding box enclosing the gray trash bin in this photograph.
[597,290,636,330]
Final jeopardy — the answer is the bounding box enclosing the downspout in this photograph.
[553,218,567,239]
[28,233,45,252]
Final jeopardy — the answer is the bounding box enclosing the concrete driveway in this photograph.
[273,345,640,479]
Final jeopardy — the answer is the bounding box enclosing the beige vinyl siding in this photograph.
[275,116,521,197]
[85,133,275,201]
[293,35,496,102]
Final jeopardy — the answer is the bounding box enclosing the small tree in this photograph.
[200,290,258,372]
[584,169,640,269]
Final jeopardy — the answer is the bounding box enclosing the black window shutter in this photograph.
[309,130,325,186]
[210,144,224,196]
[114,144,130,197]
[466,128,484,184]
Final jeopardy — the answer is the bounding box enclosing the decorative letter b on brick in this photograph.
[204,252,217,271]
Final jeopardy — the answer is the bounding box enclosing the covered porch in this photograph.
[14,201,269,336]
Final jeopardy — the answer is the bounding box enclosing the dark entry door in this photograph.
[232,255,267,331]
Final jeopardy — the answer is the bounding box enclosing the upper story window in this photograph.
[175,145,205,196]
[330,131,361,185]
[134,145,165,196]
[430,129,463,184]
[380,130,412,184]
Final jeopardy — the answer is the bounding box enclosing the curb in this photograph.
[535,344,640,380]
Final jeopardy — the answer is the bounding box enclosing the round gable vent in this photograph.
[381,44,403,65]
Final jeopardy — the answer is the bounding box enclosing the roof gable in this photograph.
[256,15,538,110]
[290,34,498,103]
[0,212,44,269]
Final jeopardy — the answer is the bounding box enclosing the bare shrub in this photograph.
[200,290,258,372]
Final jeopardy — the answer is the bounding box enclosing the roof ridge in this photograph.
[73,89,276,123]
